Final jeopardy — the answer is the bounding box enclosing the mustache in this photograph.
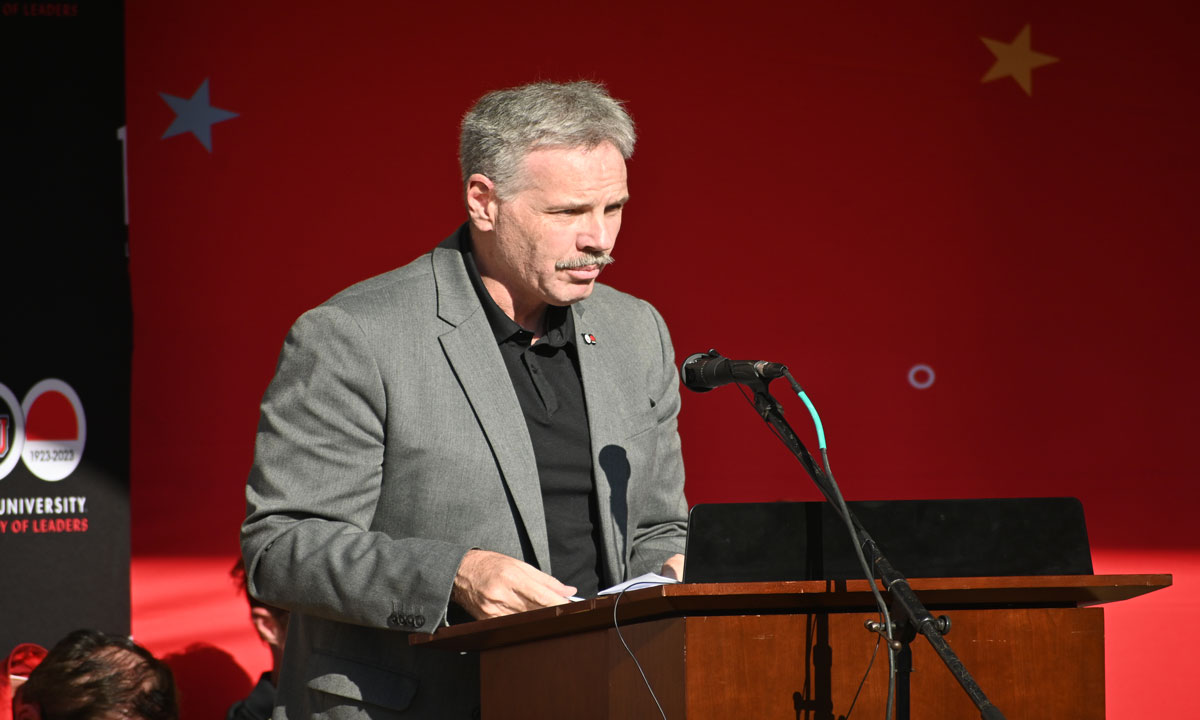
[555,253,615,270]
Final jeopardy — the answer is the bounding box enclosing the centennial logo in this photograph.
[0,379,86,481]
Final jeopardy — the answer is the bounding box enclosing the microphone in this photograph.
[681,351,787,392]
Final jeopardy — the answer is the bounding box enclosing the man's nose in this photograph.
[578,210,615,253]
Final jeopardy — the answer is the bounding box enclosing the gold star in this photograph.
[981,24,1059,96]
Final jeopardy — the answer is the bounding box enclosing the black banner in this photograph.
[0,1,130,653]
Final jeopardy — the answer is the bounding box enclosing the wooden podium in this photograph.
[411,574,1170,719]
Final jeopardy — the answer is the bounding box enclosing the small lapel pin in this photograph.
[581,333,597,345]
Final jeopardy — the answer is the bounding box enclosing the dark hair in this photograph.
[17,629,177,720]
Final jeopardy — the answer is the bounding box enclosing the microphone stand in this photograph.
[740,376,1006,720]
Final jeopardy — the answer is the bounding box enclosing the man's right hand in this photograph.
[451,549,576,620]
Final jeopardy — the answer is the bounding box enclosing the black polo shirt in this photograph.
[462,245,605,597]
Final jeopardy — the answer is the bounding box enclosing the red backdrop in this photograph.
[125,1,1198,716]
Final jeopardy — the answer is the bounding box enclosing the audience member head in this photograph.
[231,557,288,678]
[12,629,177,720]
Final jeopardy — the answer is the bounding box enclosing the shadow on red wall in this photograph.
[163,644,253,720]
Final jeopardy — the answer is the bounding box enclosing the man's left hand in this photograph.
[659,554,685,581]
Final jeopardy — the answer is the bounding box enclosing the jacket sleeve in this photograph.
[241,305,470,633]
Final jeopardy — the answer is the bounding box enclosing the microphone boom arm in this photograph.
[739,376,1007,720]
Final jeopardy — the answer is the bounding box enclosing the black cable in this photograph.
[613,583,669,720]
[843,632,884,720]
[819,446,897,720]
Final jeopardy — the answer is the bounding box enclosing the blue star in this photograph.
[159,78,239,152]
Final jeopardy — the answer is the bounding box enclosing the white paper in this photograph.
[597,572,679,595]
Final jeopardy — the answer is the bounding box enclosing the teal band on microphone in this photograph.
[798,390,827,450]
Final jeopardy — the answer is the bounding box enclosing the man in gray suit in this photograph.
[242,81,687,718]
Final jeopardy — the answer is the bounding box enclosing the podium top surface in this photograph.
[410,574,1171,652]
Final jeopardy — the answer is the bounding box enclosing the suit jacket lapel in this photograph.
[432,238,550,572]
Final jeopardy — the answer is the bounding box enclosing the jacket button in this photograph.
[414,615,426,629]
[387,612,401,627]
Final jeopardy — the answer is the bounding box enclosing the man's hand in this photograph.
[659,553,685,581]
[452,549,576,620]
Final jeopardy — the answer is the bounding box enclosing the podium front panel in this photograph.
[479,606,1105,719]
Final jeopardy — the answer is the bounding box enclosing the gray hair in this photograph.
[459,81,636,195]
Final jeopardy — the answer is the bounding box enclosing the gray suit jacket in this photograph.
[242,227,688,718]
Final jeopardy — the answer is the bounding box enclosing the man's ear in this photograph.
[250,606,284,649]
[465,173,498,232]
